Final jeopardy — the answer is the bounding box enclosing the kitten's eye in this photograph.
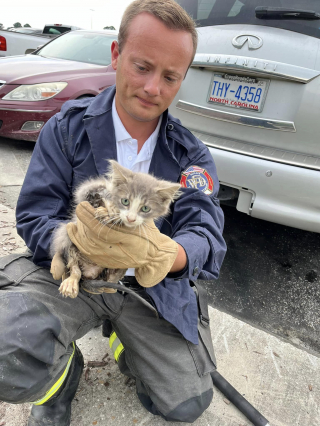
[121,198,130,206]
[141,206,151,213]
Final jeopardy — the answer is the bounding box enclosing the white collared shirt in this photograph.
[112,97,162,173]
[112,97,162,276]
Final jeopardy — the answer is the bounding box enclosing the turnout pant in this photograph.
[0,253,216,423]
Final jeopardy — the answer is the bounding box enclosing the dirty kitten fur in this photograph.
[50,160,182,298]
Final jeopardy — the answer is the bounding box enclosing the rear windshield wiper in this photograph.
[255,7,320,20]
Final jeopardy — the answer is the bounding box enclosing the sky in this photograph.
[2,0,133,31]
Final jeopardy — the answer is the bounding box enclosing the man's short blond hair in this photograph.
[118,0,197,67]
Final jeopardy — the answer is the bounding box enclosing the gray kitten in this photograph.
[50,160,181,298]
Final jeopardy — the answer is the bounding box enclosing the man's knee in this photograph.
[0,292,60,403]
[136,377,213,423]
[163,388,213,422]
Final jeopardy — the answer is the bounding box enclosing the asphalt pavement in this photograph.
[209,205,320,356]
[0,137,319,426]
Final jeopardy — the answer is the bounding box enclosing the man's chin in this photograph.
[128,109,162,123]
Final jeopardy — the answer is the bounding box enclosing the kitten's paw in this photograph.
[59,277,79,298]
[104,200,119,218]
[51,253,67,280]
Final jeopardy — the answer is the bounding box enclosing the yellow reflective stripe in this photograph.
[109,331,117,349]
[31,342,76,406]
[108,331,125,362]
[114,343,124,362]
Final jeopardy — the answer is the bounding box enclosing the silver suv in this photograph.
[171,0,320,233]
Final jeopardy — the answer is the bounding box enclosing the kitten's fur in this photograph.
[50,160,181,298]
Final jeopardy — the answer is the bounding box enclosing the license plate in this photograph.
[207,73,269,112]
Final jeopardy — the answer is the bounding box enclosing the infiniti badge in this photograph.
[232,34,263,50]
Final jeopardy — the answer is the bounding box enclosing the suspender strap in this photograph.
[191,280,210,327]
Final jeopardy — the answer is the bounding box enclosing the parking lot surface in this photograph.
[0,137,319,425]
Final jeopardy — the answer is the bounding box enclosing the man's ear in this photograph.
[111,41,120,71]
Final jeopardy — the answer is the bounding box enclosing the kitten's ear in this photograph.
[107,160,133,184]
[156,182,182,204]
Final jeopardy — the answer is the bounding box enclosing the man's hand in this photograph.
[66,201,179,287]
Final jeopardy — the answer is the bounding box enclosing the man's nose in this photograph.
[144,73,161,96]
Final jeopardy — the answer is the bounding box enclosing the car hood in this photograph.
[0,55,109,85]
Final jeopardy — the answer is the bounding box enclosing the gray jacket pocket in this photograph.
[0,252,42,287]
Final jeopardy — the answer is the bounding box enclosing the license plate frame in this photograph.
[207,73,270,113]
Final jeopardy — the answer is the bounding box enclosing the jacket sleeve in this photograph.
[16,115,73,268]
[169,145,227,281]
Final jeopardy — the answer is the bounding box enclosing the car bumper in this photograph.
[0,105,58,142]
[208,147,320,233]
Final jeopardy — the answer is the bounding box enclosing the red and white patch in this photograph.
[180,166,214,195]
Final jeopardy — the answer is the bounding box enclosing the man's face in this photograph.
[111,12,194,124]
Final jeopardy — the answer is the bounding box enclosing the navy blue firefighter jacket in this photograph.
[16,86,227,345]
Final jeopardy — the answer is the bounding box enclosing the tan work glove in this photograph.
[66,201,179,287]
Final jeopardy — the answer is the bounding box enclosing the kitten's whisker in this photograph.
[104,219,122,236]
[89,216,106,233]
[160,216,173,230]
[97,222,106,240]
[106,215,120,223]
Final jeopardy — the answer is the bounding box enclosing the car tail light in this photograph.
[0,36,7,52]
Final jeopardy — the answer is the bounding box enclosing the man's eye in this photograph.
[165,76,176,83]
[121,198,130,206]
[141,206,151,213]
[136,65,146,72]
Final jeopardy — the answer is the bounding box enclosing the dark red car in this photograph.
[0,30,117,142]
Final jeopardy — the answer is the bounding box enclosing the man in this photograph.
[0,0,226,424]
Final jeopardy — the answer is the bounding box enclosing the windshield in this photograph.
[36,31,116,66]
[175,0,320,38]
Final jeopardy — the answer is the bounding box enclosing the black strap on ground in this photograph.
[191,280,270,425]
[211,371,270,426]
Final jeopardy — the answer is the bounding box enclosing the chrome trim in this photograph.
[0,107,54,112]
[176,100,296,132]
[0,80,6,85]
[191,130,320,171]
[191,54,320,83]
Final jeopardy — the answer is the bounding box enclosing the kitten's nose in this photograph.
[127,216,136,223]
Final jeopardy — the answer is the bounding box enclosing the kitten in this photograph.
[50,160,181,298]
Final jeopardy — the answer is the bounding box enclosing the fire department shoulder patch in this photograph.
[180,165,214,195]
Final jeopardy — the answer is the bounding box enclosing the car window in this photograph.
[175,0,320,39]
[43,26,71,35]
[35,31,116,66]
